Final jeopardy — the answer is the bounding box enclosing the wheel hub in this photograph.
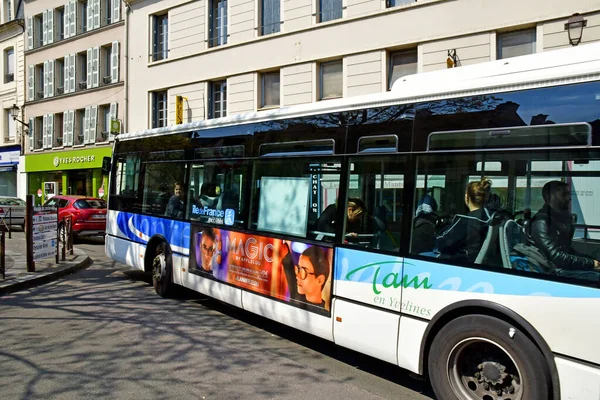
[478,361,507,385]
[153,254,166,282]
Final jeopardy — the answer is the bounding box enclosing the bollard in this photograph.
[1,226,5,280]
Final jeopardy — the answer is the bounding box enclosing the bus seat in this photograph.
[475,209,512,266]
[499,219,523,268]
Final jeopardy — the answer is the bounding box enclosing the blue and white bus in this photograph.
[105,42,600,400]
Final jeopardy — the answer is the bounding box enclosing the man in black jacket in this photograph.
[529,181,600,276]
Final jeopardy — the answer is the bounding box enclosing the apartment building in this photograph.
[22,0,123,202]
[0,0,23,196]
[125,0,600,133]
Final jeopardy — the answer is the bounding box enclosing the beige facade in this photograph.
[21,0,124,200]
[126,0,600,131]
[23,0,124,153]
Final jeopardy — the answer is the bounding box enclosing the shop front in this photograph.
[24,148,112,205]
[0,145,20,196]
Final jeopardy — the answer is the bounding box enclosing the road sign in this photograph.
[37,189,42,197]
[33,213,58,224]
[33,240,56,261]
[110,118,121,134]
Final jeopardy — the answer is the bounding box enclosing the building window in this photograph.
[103,0,111,25]
[388,50,417,90]
[75,108,85,144]
[497,29,536,59]
[261,0,280,35]
[261,71,280,108]
[152,14,168,61]
[4,0,12,23]
[152,90,168,128]
[209,80,227,119]
[320,60,342,100]
[56,7,65,40]
[5,109,16,140]
[77,51,87,91]
[209,0,227,48]
[53,113,64,147]
[55,58,65,94]
[80,0,88,33]
[319,0,342,23]
[34,14,43,47]
[4,48,14,83]
[102,45,111,85]
[386,0,415,7]
[99,104,111,139]
[35,64,44,100]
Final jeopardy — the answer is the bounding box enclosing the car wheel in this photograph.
[428,314,550,400]
[152,241,173,298]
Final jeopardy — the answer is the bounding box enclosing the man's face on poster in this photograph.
[295,255,325,303]
[201,235,215,271]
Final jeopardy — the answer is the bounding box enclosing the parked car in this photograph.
[43,195,107,240]
[0,196,26,230]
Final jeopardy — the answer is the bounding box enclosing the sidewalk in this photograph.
[0,229,92,296]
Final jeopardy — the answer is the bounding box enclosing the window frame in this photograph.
[209,80,227,119]
[319,60,343,101]
[152,13,168,61]
[497,28,537,60]
[151,90,168,128]
[387,49,418,90]
[4,47,14,83]
[260,71,280,109]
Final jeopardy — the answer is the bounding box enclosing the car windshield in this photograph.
[74,199,107,209]
[0,198,26,206]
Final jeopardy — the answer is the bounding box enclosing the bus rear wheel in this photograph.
[151,241,173,297]
[428,315,550,400]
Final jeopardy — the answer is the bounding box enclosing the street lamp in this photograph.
[564,13,587,46]
[10,104,30,156]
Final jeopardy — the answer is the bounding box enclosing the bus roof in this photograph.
[118,41,600,142]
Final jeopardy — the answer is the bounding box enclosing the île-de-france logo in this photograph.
[53,157,60,167]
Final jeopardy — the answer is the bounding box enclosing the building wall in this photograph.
[543,11,600,51]
[0,23,25,148]
[127,0,600,131]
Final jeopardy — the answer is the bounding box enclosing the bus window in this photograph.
[188,159,248,227]
[114,153,141,197]
[412,152,600,286]
[251,157,341,241]
[142,162,186,218]
[343,156,405,250]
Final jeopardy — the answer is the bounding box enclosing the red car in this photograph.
[43,195,107,240]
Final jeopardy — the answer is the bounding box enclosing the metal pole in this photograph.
[55,207,59,264]
[26,194,35,272]
[8,207,11,239]
[1,226,5,280]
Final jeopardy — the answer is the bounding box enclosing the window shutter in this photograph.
[111,41,119,83]
[62,111,69,145]
[26,17,33,50]
[93,0,101,29]
[84,107,90,143]
[64,2,70,38]
[87,0,93,31]
[92,46,100,88]
[112,0,120,23]
[109,102,118,140]
[42,10,48,46]
[69,0,76,36]
[69,53,76,93]
[48,60,55,97]
[43,60,48,98]
[28,65,35,101]
[86,48,93,88]
[65,110,74,146]
[42,114,48,148]
[47,9,54,44]
[90,105,98,142]
[48,114,55,148]
[29,118,34,151]
[64,55,69,92]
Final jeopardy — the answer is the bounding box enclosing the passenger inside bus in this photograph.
[412,194,439,255]
[315,197,375,242]
[165,182,186,219]
[527,181,600,277]
[436,177,492,263]
[198,183,220,208]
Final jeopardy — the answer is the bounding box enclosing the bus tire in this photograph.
[428,314,550,400]
[151,241,173,298]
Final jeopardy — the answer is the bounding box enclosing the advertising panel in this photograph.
[190,224,333,316]
[32,206,58,261]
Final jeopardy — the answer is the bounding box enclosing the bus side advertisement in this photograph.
[189,224,334,316]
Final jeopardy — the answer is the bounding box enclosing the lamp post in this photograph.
[10,104,29,156]
[564,13,587,46]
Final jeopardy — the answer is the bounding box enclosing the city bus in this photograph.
[105,42,600,400]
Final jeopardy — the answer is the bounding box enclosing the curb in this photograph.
[0,256,94,297]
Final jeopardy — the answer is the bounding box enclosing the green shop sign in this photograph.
[24,148,112,172]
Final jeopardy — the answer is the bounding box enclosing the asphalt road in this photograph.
[0,237,435,400]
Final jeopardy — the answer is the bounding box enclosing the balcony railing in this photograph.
[4,73,14,83]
